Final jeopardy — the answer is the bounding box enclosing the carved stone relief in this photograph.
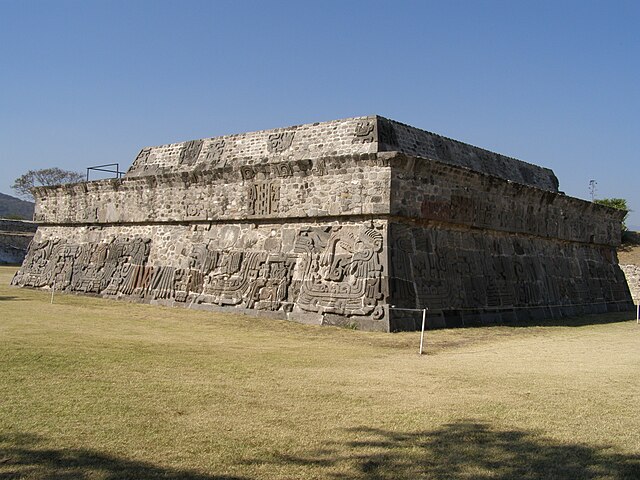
[12,222,390,324]
[135,148,152,165]
[312,158,327,176]
[294,225,385,319]
[248,182,280,216]
[267,131,295,153]
[240,166,256,181]
[126,148,153,176]
[241,162,296,181]
[353,120,376,143]
[273,162,293,177]
[388,225,630,313]
[12,238,152,297]
[205,139,226,167]
[179,140,204,166]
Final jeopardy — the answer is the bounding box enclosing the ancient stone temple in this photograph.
[11,116,634,330]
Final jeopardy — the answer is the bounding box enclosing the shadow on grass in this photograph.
[0,433,246,480]
[508,311,636,328]
[249,421,640,479]
[0,296,25,302]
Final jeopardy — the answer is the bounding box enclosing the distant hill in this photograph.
[0,192,35,220]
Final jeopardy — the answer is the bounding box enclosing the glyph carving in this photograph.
[267,131,295,153]
[205,139,226,167]
[353,121,376,143]
[12,238,151,298]
[179,140,203,165]
[249,182,280,215]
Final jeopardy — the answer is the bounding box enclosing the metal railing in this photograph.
[86,163,124,181]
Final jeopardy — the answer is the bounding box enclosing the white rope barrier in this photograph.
[418,299,633,313]
[390,300,637,354]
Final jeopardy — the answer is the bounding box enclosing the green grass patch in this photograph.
[1,266,639,479]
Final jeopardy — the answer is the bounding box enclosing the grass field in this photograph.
[1,265,639,479]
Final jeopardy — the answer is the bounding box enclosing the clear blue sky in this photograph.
[1,0,638,228]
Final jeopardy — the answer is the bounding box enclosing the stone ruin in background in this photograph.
[11,116,634,330]
[0,219,37,265]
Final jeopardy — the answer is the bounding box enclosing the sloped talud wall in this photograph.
[11,220,390,331]
[387,223,633,330]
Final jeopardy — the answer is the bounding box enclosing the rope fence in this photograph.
[390,299,639,354]
[410,298,634,312]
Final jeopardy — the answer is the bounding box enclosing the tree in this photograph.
[12,168,84,201]
[594,197,630,231]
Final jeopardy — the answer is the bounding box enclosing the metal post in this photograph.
[419,308,427,355]
[50,279,55,304]
[637,304,639,324]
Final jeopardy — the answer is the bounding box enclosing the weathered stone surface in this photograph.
[33,155,390,224]
[620,264,640,303]
[13,220,388,330]
[388,223,630,329]
[123,116,558,191]
[389,153,624,246]
[11,116,633,330]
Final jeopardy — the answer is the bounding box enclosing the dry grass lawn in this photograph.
[0,265,639,479]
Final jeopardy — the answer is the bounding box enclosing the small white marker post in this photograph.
[50,279,55,304]
[419,308,427,355]
[637,304,639,324]
[390,306,428,355]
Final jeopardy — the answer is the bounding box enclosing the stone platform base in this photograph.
[389,301,636,331]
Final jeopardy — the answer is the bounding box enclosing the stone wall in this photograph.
[388,223,630,329]
[33,155,390,224]
[125,116,379,177]
[13,219,389,331]
[385,152,631,329]
[379,118,559,192]
[0,219,37,265]
[620,264,640,304]
[390,153,624,246]
[124,115,558,192]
